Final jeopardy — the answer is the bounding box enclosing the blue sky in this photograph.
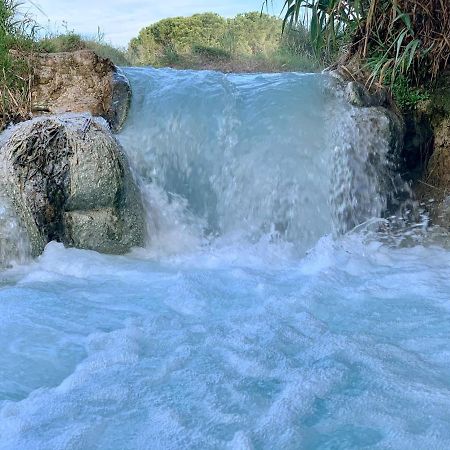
[27,0,279,47]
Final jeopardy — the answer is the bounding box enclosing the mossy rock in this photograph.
[0,114,145,257]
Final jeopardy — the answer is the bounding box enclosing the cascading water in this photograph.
[1,68,450,450]
[0,130,32,267]
[119,68,395,250]
[0,194,31,266]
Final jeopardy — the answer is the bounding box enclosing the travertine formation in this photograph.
[415,73,450,225]
[32,50,131,132]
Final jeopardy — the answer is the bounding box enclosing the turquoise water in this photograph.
[0,69,449,449]
[1,237,450,449]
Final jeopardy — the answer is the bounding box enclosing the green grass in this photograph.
[0,0,36,130]
[39,32,84,52]
[38,32,130,66]
[391,76,430,111]
[263,48,321,72]
[83,40,130,66]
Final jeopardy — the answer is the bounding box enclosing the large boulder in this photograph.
[0,114,145,257]
[31,50,131,132]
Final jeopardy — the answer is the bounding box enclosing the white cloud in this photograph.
[26,0,271,47]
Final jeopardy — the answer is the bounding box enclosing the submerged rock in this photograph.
[0,114,145,257]
[32,50,131,132]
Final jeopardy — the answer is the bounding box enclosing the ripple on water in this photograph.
[0,237,449,449]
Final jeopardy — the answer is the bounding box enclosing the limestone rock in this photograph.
[345,81,389,108]
[416,72,450,226]
[32,50,131,132]
[0,114,145,256]
[325,74,406,233]
[328,70,390,108]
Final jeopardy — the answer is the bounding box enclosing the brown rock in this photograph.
[31,50,131,132]
[416,73,450,225]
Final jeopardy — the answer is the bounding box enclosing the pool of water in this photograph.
[0,234,450,449]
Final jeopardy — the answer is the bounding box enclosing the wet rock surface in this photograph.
[327,75,407,232]
[0,114,145,256]
[414,73,450,225]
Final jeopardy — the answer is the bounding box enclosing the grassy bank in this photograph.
[32,12,323,73]
[143,46,321,73]
[38,32,130,66]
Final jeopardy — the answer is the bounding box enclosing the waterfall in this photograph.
[0,67,403,264]
[2,69,450,450]
[118,67,399,253]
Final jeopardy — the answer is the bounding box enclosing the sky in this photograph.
[26,0,279,47]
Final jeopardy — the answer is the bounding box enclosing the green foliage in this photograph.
[268,0,450,89]
[281,25,315,58]
[265,0,357,62]
[127,12,320,71]
[39,32,84,52]
[391,76,430,111]
[159,44,181,66]
[192,44,231,61]
[0,0,35,129]
[134,13,227,57]
[128,13,228,65]
[222,12,281,55]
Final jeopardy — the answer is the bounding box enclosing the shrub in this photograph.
[140,13,227,55]
[127,11,321,71]
[191,44,231,61]
[159,44,181,66]
[222,12,281,55]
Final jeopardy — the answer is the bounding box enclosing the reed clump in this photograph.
[353,0,450,86]
[272,0,449,94]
